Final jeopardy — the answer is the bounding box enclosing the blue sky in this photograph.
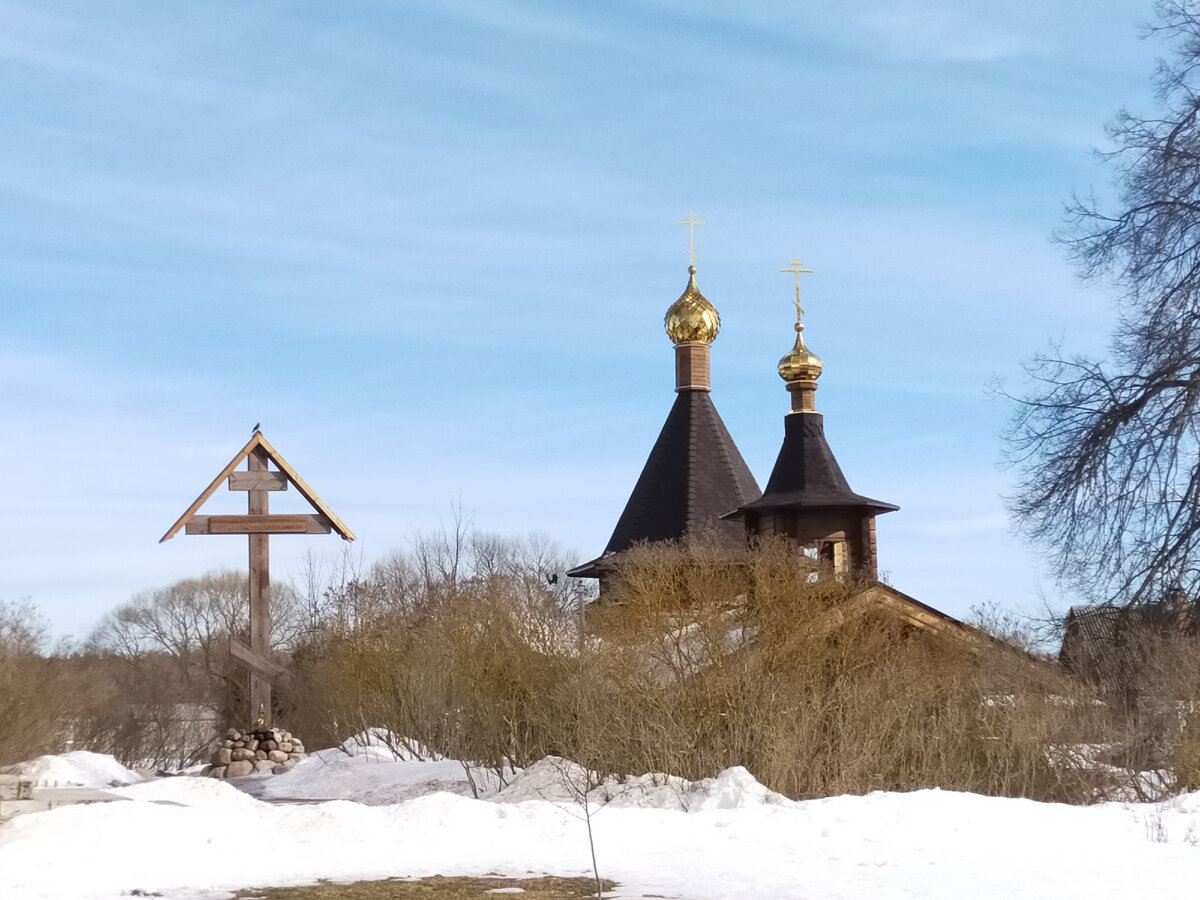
[0,0,1164,638]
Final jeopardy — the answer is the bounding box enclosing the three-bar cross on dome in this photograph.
[776,258,824,412]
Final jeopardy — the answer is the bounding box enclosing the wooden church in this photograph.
[569,249,969,639]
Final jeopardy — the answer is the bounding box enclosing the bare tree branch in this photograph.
[1006,2,1200,604]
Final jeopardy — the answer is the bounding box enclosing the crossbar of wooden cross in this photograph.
[161,431,353,726]
[229,636,290,684]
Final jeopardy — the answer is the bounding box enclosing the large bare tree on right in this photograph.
[1009,1,1200,606]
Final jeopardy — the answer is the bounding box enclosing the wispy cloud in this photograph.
[0,0,1161,637]
[856,1,1044,62]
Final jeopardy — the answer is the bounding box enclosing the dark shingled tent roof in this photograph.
[727,412,896,516]
[568,390,760,578]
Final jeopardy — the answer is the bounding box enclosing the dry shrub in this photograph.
[282,536,1161,803]
[563,537,1112,801]
[1111,629,1200,793]
[74,572,312,769]
[0,600,110,767]
[1175,716,1200,791]
[72,652,221,770]
[287,569,575,780]
[286,528,589,775]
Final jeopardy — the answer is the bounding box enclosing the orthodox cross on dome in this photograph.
[781,257,814,324]
[677,210,706,266]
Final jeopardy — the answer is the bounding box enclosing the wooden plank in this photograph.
[231,641,288,685]
[160,431,355,543]
[184,514,332,535]
[159,432,265,542]
[253,433,357,541]
[228,470,289,492]
[248,446,273,727]
[229,638,288,682]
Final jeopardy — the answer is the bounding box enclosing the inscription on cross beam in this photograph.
[160,431,354,727]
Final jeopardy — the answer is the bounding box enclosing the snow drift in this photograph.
[1,741,1199,900]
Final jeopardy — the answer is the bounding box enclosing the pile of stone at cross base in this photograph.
[203,725,307,778]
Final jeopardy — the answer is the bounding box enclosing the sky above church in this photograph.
[0,0,1166,639]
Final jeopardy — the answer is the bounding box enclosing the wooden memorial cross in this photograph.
[159,430,355,727]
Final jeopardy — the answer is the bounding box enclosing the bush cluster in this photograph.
[285,536,1163,803]
[8,529,1200,802]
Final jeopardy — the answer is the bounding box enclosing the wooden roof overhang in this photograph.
[723,410,897,522]
[159,431,355,543]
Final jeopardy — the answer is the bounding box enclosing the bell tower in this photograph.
[725,259,896,579]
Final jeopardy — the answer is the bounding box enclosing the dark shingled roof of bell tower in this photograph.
[568,390,760,578]
[727,411,896,517]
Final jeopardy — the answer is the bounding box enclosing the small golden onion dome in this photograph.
[664,266,720,345]
[778,322,823,383]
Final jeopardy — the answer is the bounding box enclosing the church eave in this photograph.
[723,491,899,519]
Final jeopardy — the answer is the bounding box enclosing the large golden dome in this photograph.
[665,266,720,345]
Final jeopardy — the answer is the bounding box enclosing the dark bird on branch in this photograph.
[545,573,559,585]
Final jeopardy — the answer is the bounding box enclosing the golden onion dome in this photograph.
[665,266,720,345]
[778,321,823,383]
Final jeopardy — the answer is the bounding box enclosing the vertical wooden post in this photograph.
[248,446,272,726]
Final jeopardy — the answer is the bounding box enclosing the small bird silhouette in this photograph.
[252,422,261,434]
[545,573,559,585]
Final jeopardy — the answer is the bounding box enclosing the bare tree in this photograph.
[1008,1,1200,604]
[89,571,306,667]
[82,572,308,767]
[0,598,48,656]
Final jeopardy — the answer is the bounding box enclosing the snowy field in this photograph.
[1,736,1198,900]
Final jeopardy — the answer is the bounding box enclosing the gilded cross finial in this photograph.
[781,257,814,326]
[677,210,706,266]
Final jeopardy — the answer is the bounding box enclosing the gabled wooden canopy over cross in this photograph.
[160,431,354,727]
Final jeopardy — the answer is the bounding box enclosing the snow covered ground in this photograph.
[1,736,1198,900]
